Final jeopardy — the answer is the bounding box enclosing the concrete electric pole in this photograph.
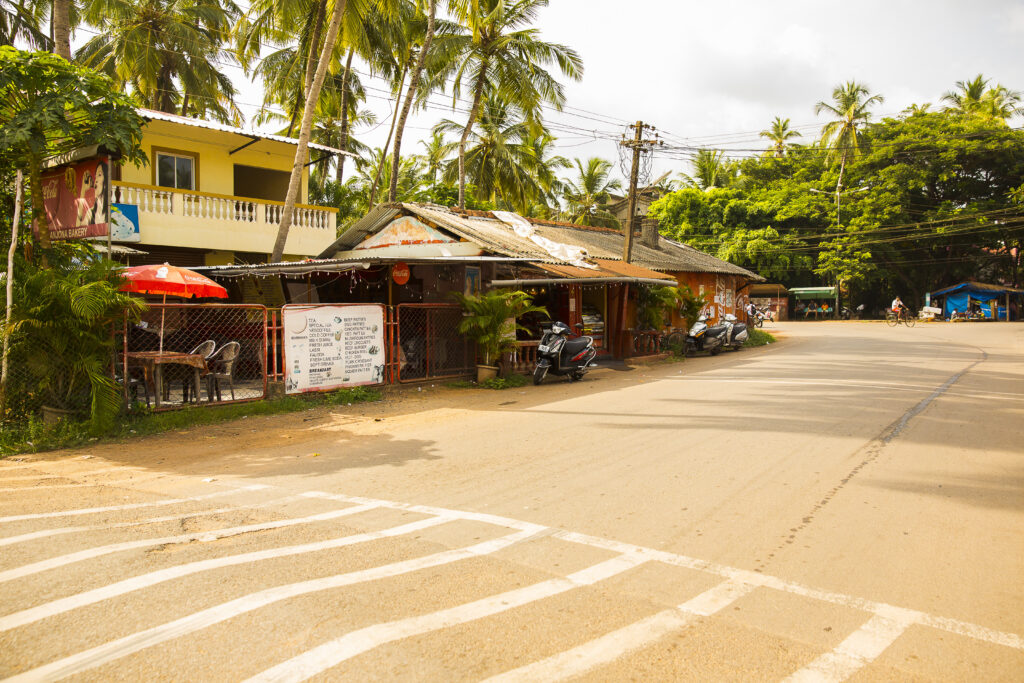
[620,121,661,263]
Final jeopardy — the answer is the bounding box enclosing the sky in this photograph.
[230,0,1024,184]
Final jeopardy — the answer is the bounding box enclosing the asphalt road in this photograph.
[1,321,1022,681]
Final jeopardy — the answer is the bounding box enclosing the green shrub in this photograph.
[744,329,776,347]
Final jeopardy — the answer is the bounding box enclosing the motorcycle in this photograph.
[533,322,598,385]
[685,313,748,356]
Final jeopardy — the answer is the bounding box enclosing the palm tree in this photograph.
[981,84,1024,119]
[941,74,989,114]
[435,96,546,211]
[759,116,801,157]
[1,0,49,48]
[77,0,242,123]
[814,80,884,193]
[560,157,621,228]
[388,0,436,202]
[678,149,736,191]
[420,128,453,185]
[431,0,583,209]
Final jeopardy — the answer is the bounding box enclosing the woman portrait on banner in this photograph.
[84,162,108,227]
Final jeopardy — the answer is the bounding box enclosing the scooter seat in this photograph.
[563,337,591,355]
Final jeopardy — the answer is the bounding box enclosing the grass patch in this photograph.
[744,329,777,347]
[0,386,381,457]
[446,373,530,390]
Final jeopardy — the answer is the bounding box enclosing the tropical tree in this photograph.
[814,80,884,194]
[678,149,737,190]
[420,128,453,184]
[0,48,145,259]
[388,0,437,202]
[435,96,546,211]
[944,76,1024,120]
[270,0,349,262]
[522,128,569,210]
[431,0,583,209]
[560,157,621,227]
[941,74,990,115]
[76,0,242,122]
[1,0,49,47]
[759,116,801,157]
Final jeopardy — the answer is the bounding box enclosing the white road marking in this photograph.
[783,608,917,683]
[552,530,1024,650]
[0,485,267,524]
[4,528,545,682]
[484,579,755,683]
[0,515,451,632]
[245,553,649,683]
[0,503,379,583]
[0,494,303,548]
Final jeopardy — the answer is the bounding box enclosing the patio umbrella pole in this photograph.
[159,294,166,353]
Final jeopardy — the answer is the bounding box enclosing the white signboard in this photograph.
[283,305,386,393]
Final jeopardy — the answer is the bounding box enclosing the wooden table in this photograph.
[125,351,207,408]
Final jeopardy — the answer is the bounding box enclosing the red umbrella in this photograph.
[119,263,228,352]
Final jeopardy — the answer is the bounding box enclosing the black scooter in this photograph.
[533,322,597,384]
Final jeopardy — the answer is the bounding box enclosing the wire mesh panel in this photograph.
[397,304,472,382]
[1,333,92,426]
[122,304,267,409]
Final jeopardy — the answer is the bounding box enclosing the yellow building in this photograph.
[110,108,341,266]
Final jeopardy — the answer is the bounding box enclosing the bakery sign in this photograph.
[282,304,386,393]
[35,156,111,241]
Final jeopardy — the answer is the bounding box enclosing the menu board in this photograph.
[283,305,386,393]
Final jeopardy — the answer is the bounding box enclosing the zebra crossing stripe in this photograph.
[0,495,303,549]
[244,553,649,683]
[484,579,755,683]
[0,503,379,584]
[0,515,452,632]
[2,527,546,683]
[0,484,268,524]
[782,609,917,682]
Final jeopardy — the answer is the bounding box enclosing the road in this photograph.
[1,321,1022,681]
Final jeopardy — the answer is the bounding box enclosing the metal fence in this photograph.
[396,304,473,382]
[121,304,267,409]
[0,331,91,426]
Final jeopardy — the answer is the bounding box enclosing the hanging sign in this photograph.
[283,305,386,393]
[35,156,110,240]
[392,262,411,285]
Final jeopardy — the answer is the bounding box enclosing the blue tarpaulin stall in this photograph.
[928,281,1023,320]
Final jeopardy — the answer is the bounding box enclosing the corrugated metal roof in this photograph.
[321,203,763,281]
[534,259,674,282]
[138,108,350,156]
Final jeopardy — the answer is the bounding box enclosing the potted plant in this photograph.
[452,289,547,382]
[4,252,145,431]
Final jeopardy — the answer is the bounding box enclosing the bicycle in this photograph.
[885,308,916,327]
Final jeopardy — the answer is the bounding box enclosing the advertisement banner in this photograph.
[36,157,110,240]
[283,305,386,394]
[110,203,141,242]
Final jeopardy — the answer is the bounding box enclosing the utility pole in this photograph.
[620,121,661,263]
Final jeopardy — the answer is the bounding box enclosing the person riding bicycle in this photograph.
[891,296,906,321]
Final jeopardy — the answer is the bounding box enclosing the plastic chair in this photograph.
[180,340,217,403]
[205,341,241,402]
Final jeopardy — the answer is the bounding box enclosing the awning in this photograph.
[789,286,837,300]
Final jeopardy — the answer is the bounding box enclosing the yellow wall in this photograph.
[120,120,309,204]
[113,118,337,257]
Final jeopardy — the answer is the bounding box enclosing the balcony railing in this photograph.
[111,182,335,231]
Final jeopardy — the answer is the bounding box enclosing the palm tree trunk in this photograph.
[336,49,355,184]
[1,170,24,404]
[285,91,301,138]
[51,0,71,59]
[458,66,488,210]
[388,0,436,203]
[180,94,190,116]
[304,0,327,96]
[271,0,348,263]
[368,64,408,208]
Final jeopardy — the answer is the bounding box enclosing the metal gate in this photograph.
[396,304,472,382]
